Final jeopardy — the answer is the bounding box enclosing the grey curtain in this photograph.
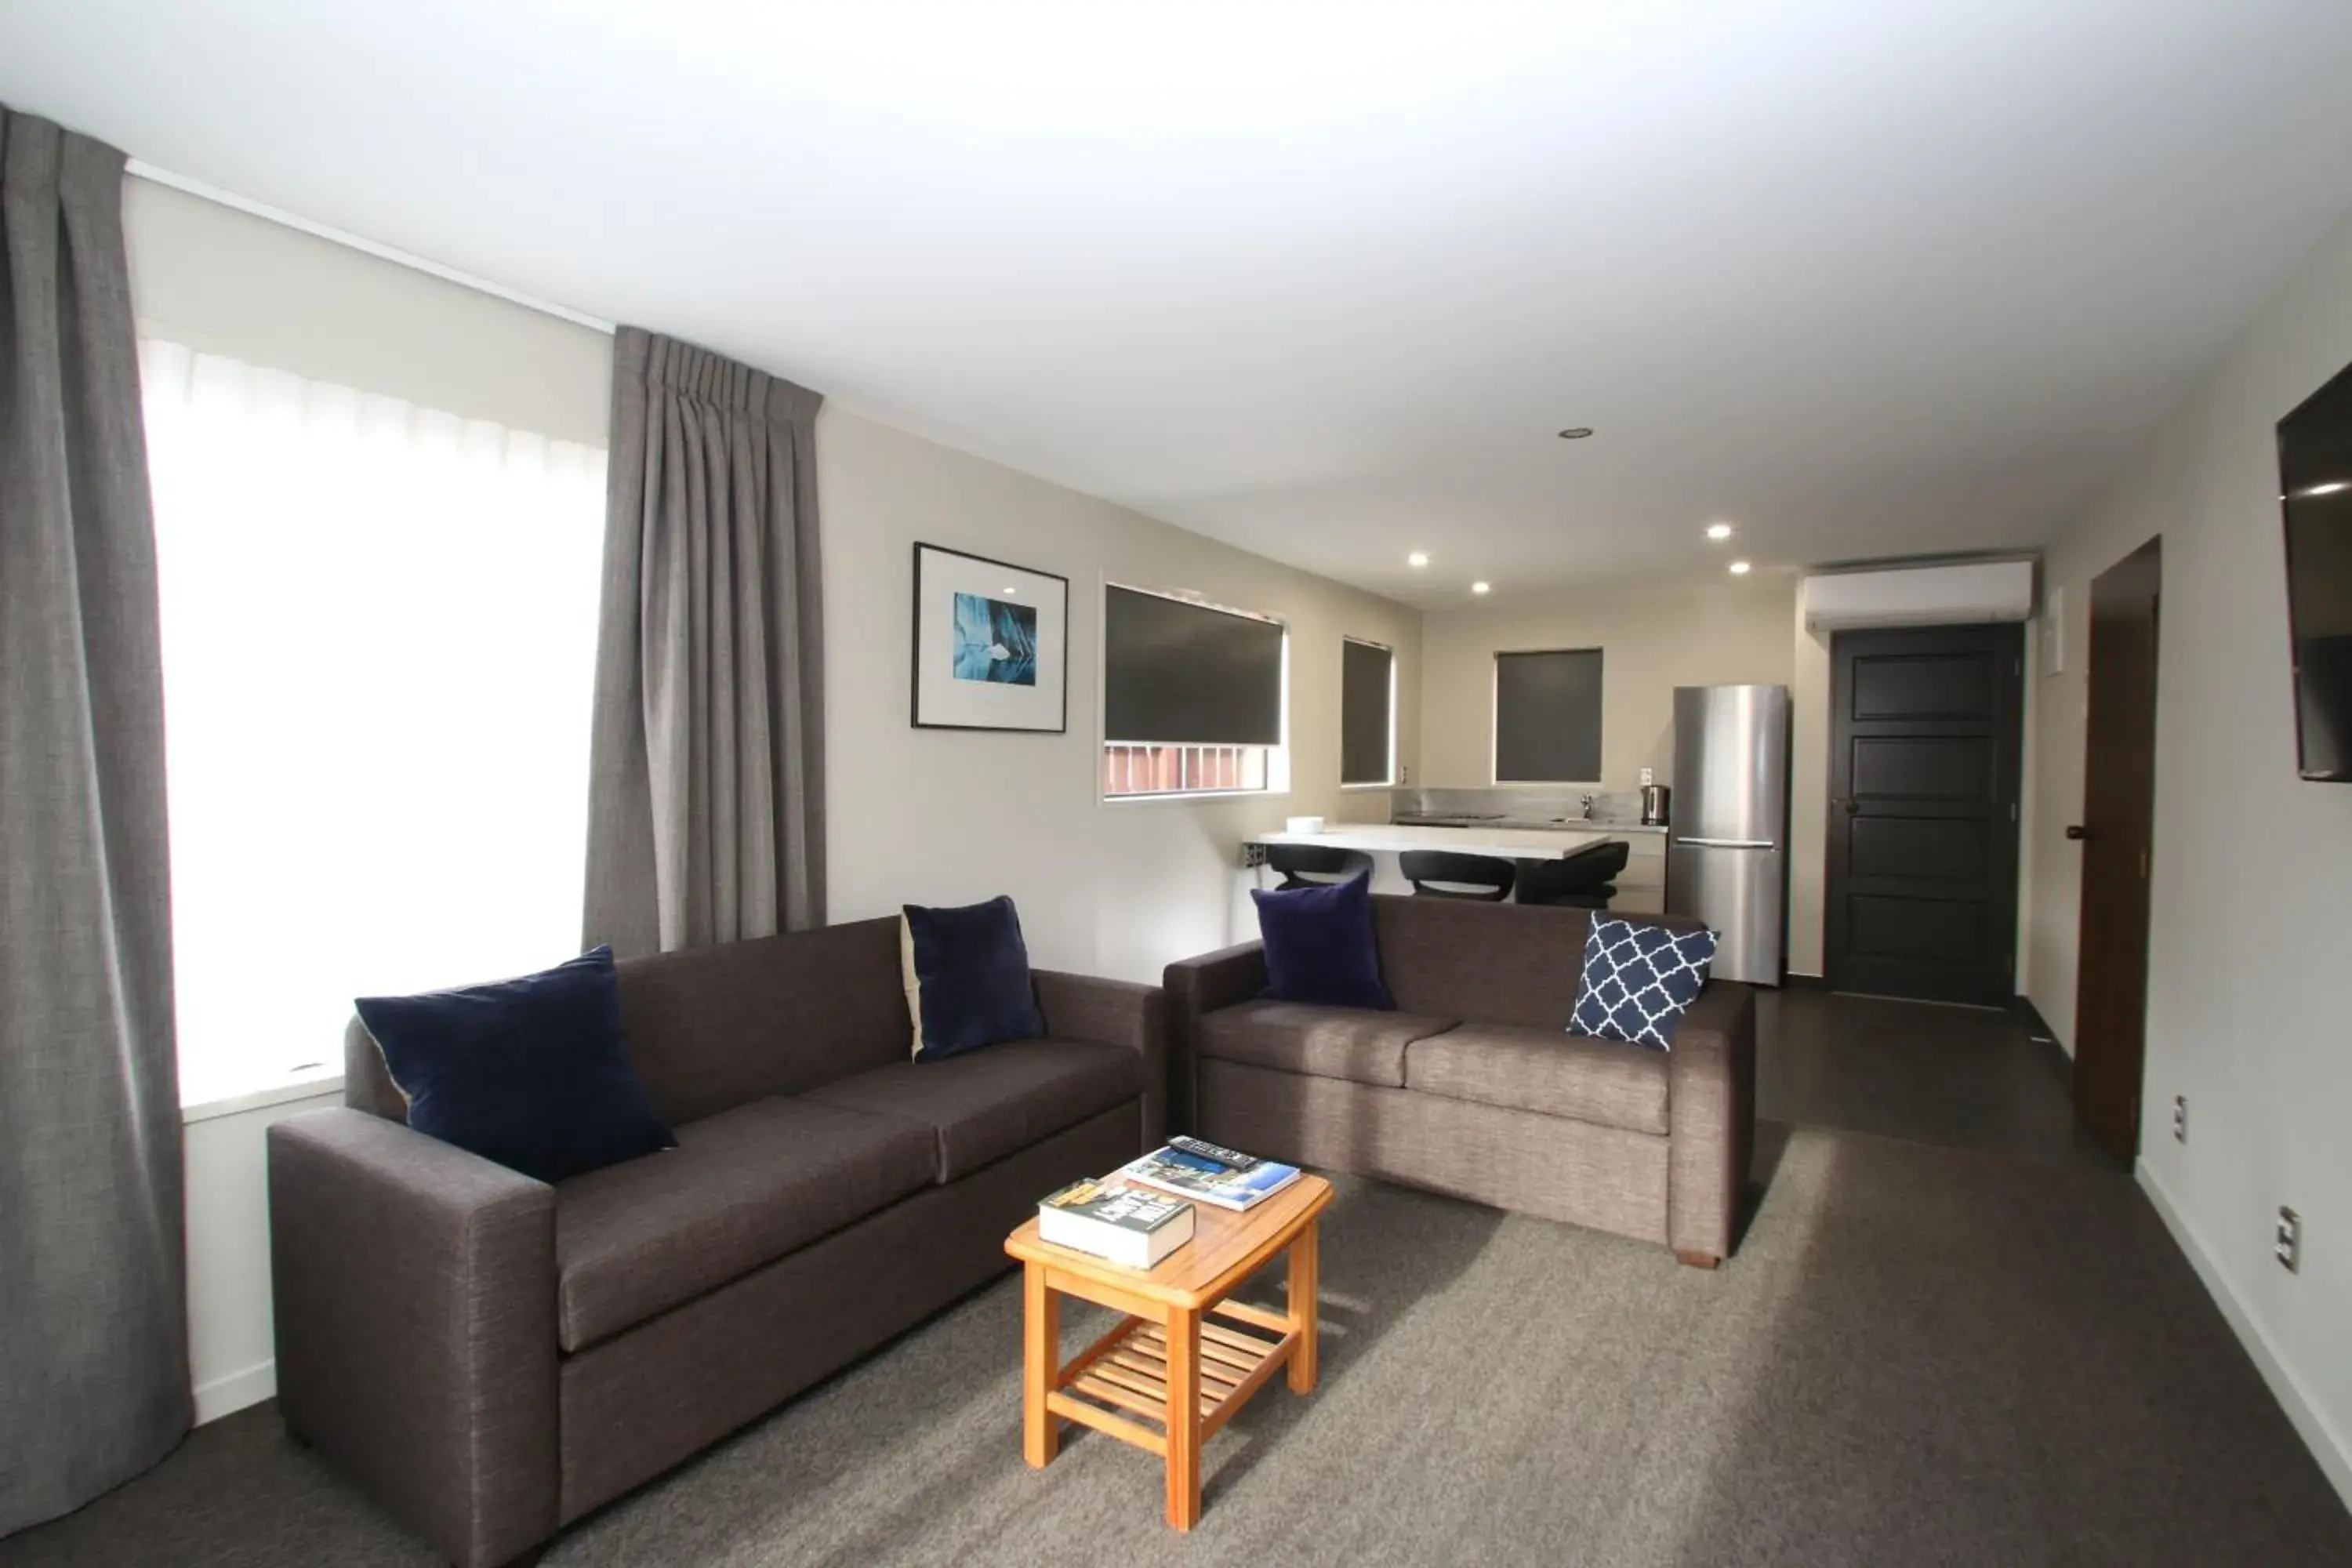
[584,328,826,955]
[0,110,191,1534]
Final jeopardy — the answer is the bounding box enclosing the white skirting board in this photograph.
[2137,1161,2352,1512]
[194,1359,276,1426]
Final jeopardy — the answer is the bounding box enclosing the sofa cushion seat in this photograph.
[797,1039,1142,1182]
[1197,1000,1458,1088]
[554,1097,936,1352]
[1404,1023,1670,1135]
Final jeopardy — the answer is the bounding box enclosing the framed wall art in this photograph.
[910,542,1069,732]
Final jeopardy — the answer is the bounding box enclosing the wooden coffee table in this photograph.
[1004,1172,1334,1530]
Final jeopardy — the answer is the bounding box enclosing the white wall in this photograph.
[2024,202,2352,1506]
[183,1088,342,1424]
[1418,579,1795,789]
[819,408,1421,981]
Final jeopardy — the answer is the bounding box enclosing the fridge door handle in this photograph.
[1675,837,1777,849]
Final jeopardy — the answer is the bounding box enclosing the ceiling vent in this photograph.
[1798,560,2035,633]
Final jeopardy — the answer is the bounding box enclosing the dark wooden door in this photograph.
[1825,623,2025,1005]
[2072,538,2161,1161]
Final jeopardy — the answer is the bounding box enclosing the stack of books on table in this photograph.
[1118,1136,1302,1212]
[1034,1138,1302,1268]
[1036,1177,1196,1268]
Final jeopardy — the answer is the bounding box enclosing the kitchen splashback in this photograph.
[1390,786,1650,826]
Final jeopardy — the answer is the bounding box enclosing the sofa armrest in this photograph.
[268,1108,558,1568]
[1160,941,1268,1134]
[1665,979,1757,1265]
[1033,969,1167,1149]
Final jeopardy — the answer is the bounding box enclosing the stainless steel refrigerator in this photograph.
[1666,684,1791,985]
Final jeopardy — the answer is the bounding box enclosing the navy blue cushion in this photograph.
[904,895,1044,1062]
[355,947,675,1183]
[1250,873,1394,1011]
[1570,917,1719,1050]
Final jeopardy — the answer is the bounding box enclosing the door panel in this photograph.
[1853,654,1995,720]
[2073,539,2161,1163]
[1849,736,1995,800]
[1824,624,2024,1005]
[1848,816,1985,882]
[1846,894,1984,964]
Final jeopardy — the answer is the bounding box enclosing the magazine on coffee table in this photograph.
[1118,1136,1302,1211]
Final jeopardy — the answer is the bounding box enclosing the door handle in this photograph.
[2066,824,2090,841]
[1677,837,1777,849]
[1833,796,1860,814]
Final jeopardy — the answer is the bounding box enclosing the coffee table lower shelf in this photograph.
[1048,1301,1294,1455]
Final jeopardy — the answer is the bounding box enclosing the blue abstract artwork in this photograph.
[952,592,1039,685]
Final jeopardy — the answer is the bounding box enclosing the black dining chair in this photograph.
[1265,844,1375,891]
[1398,850,1517,902]
[1515,841,1630,909]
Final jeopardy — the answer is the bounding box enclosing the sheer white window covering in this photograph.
[140,340,608,1105]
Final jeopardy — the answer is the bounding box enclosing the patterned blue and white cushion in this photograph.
[1570,917,1720,1051]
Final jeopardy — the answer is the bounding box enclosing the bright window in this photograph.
[1102,743,1271,798]
[140,341,608,1105]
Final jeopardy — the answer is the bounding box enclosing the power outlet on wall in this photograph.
[2275,1207,2302,1275]
[2172,1094,2188,1144]
[1639,767,1654,787]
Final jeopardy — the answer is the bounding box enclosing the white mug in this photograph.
[1285,816,1326,835]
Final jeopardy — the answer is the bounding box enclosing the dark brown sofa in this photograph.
[1164,895,1752,1266]
[267,916,1164,1567]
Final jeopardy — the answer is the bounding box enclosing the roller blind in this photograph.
[1105,585,1284,746]
[1495,648,1603,782]
[1341,638,1395,785]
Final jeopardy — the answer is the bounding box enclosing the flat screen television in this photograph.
[2278,361,2352,782]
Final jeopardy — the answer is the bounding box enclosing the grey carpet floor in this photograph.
[5,1123,2348,1567]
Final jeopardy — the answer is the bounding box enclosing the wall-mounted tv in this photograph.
[2277,361,2352,782]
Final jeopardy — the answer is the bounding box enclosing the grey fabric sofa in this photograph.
[1164,895,1752,1266]
[267,916,1165,1568]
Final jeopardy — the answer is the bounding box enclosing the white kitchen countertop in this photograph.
[1249,824,1626,859]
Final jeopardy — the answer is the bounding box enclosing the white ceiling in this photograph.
[8,1,2352,605]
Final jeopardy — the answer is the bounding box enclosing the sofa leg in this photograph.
[1673,1249,1721,1270]
[283,1422,312,1451]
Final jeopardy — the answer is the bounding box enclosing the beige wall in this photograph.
[125,179,1418,1426]
[819,408,1420,983]
[1418,579,1796,790]
[2024,203,2352,1504]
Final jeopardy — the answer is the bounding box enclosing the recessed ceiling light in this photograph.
[1728,560,1752,575]
[1003,585,1019,594]
[1706,521,1736,541]
[1471,581,1491,595]
[2298,481,2350,497]
[1407,551,1430,568]
[1557,427,1594,440]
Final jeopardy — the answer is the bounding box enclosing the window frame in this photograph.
[1098,579,1291,804]
[1338,635,1399,790]
[1490,645,1606,785]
